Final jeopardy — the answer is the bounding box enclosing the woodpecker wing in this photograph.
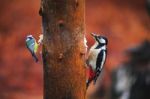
[94,49,106,83]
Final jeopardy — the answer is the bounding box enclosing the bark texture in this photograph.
[40,0,86,99]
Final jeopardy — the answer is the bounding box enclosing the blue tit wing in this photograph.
[26,39,35,53]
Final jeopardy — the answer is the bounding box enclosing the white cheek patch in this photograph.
[99,39,105,43]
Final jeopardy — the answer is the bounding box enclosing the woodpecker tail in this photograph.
[32,53,38,62]
[93,70,102,84]
[87,78,96,89]
[86,79,92,89]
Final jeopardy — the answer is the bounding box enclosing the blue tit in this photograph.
[26,35,39,62]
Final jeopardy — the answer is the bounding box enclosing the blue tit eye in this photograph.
[26,38,30,41]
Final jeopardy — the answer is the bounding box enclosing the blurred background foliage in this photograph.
[0,0,149,99]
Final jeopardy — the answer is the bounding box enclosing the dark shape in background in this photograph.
[111,40,150,99]
[146,0,150,15]
[127,40,150,66]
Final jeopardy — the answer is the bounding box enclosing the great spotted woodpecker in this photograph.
[86,33,108,88]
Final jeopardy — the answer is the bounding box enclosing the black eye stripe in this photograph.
[95,37,100,43]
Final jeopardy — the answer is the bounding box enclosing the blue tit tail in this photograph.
[32,53,38,62]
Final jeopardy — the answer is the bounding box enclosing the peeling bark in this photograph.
[40,0,86,99]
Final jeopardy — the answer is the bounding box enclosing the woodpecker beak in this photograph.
[90,33,97,39]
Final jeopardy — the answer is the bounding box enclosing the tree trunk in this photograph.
[40,0,86,99]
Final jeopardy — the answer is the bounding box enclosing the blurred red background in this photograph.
[0,0,149,99]
[0,0,42,99]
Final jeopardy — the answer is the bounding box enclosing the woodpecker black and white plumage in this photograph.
[86,33,108,88]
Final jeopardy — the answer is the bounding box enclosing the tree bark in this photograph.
[40,0,86,99]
